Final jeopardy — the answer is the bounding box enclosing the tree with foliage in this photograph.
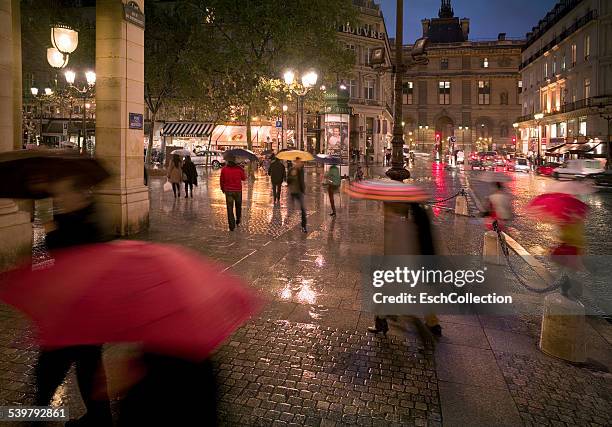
[185,0,357,150]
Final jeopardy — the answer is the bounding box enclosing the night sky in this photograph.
[379,0,559,43]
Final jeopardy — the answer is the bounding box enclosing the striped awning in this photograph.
[161,122,214,137]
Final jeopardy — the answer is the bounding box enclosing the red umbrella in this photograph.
[345,179,429,202]
[0,241,259,361]
[526,192,589,224]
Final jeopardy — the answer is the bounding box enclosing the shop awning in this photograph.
[558,142,601,154]
[161,122,215,137]
[545,143,566,154]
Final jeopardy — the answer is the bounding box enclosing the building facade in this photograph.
[335,0,394,163]
[399,0,524,155]
[515,0,612,163]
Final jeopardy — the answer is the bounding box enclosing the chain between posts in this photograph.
[492,221,564,294]
[423,188,467,206]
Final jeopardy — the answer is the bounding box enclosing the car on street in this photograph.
[508,157,530,173]
[192,150,225,168]
[552,159,605,180]
[471,151,497,170]
[535,162,560,176]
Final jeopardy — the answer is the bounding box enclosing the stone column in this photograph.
[0,0,32,270]
[95,0,149,235]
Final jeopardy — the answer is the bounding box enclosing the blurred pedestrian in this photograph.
[182,156,198,198]
[167,154,183,198]
[287,158,307,233]
[35,177,113,426]
[220,155,247,231]
[353,165,364,181]
[268,155,286,203]
[385,150,391,166]
[324,164,341,216]
[483,181,513,231]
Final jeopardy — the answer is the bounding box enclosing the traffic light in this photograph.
[512,137,516,143]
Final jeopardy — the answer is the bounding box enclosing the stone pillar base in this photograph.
[95,186,149,236]
[0,200,32,270]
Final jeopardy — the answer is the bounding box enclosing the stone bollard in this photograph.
[454,195,469,216]
[483,230,503,265]
[539,292,586,363]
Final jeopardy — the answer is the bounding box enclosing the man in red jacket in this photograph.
[220,156,247,231]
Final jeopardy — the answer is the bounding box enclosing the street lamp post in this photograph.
[65,70,95,150]
[534,113,544,165]
[283,69,318,151]
[281,104,288,151]
[595,104,612,170]
[512,122,519,154]
[30,87,53,145]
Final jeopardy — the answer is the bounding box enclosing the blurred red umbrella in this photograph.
[526,192,589,224]
[0,241,259,361]
[345,179,429,202]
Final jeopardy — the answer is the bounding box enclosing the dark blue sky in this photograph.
[378,0,558,42]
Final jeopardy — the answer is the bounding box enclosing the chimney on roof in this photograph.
[421,19,430,37]
[498,33,506,41]
[460,18,470,40]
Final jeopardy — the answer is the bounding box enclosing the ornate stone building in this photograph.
[334,0,394,163]
[398,0,524,155]
[515,0,612,162]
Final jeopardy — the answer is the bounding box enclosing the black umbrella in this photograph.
[0,149,110,199]
[315,154,342,165]
[223,148,258,162]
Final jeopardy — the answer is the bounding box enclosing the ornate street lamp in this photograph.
[534,113,544,164]
[48,24,78,69]
[65,70,96,150]
[47,47,68,69]
[283,69,319,150]
[30,87,53,145]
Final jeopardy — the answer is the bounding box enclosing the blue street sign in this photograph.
[275,120,282,128]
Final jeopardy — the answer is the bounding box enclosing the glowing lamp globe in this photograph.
[51,25,78,54]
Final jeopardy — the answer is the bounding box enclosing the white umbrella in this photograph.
[170,149,192,157]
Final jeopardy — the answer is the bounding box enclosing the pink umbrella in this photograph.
[0,241,260,361]
[345,179,429,202]
[526,192,589,224]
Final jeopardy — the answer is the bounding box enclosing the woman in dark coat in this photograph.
[182,156,198,198]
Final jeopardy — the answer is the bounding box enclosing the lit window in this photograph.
[481,58,489,68]
[552,57,556,75]
[544,62,548,78]
[584,78,591,99]
[561,54,566,71]
[579,116,587,136]
[438,81,450,105]
[478,80,490,105]
[402,81,413,104]
[571,43,577,66]
[364,79,375,100]
[349,79,357,98]
[584,34,590,60]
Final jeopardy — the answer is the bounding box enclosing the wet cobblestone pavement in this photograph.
[0,162,610,426]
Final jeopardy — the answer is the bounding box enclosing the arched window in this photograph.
[500,91,508,105]
[500,125,508,137]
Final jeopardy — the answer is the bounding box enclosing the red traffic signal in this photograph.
[512,137,516,143]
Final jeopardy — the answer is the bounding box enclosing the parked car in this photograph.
[508,157,530,173]
[552,159,605,180]
[193,150,225,168]
[535,162,561,176]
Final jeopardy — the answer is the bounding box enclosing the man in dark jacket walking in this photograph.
[267,155,286,203]
[220,156,247,231]
[287,158,307,233]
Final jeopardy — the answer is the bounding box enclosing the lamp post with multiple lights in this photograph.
[283,70,319,151]
[458,125,469,151]
[30,87,53,145]
[534,112,544,164]
[64,70,96,150]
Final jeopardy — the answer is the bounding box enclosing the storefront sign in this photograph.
[275,120,282,128]
[129,112,143,130]
[124,1,145,29]
[339,24,385,40]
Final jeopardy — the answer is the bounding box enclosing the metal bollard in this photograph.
[539,292,586,363]
[483,230,503,265]
[454,195,469,216]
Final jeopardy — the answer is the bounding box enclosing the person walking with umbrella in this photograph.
[268,154,286,203]
[287,158,307,233]
[167,154,183,198]
[182,155,198,198]
[220,154,247,231]
[324,163,341,216]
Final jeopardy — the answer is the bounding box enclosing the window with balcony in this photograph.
[481,57,489,68]
[561,54,566,71]
[364,47,372,65]
[571,43,577,66]
[584,34,590,60]
[584,78,591,99]
[552,57,557,75]
[364,79,375,100]
[440,58,448,70]
[402,81,413,104]
[438,81,450,105]
[478,80,490,105]
[579,116,587,136]
[349,79,357,98]
[544,62,548,78]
